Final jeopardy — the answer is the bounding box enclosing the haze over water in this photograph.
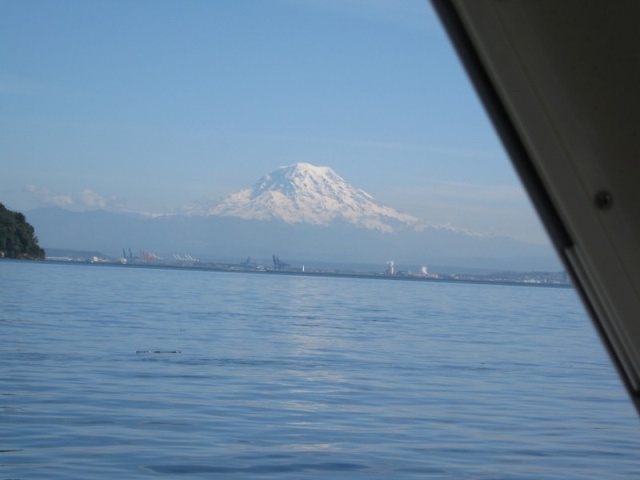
[2,261,639,479]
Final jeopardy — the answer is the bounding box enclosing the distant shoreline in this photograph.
[11,258,572,290]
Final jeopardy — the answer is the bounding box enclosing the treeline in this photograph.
[0,203,45,259]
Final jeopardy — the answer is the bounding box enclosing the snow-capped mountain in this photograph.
[195,162,421,232]
[26,162,560,270]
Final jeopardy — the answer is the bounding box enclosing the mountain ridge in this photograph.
[22,162,560,271]
[188,162,422,233]
[24,205,560,272]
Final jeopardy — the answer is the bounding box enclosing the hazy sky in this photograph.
[1,0,549,244]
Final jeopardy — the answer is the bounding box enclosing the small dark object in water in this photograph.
[136,350,182,354]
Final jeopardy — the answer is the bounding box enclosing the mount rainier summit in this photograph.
[189,162,421,233]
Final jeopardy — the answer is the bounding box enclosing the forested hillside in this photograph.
[0,203,45,259]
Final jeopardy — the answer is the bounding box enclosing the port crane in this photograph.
[272,255,289,271]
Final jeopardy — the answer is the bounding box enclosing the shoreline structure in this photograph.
[15,257,571,289]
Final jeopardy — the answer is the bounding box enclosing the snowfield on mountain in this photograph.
[193,163,421,233]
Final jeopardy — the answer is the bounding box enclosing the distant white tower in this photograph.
[387,261,395,275]
[421,266,428,275]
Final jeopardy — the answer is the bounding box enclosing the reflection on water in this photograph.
[1,261,639,479]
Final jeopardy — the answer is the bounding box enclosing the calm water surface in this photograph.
[1,261,639,479]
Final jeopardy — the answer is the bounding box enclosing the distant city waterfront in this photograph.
[39,248,570,287]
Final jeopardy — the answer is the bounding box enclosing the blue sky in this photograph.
[1,0,549,243]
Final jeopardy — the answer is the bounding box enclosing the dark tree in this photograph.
[0,203,45,259]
